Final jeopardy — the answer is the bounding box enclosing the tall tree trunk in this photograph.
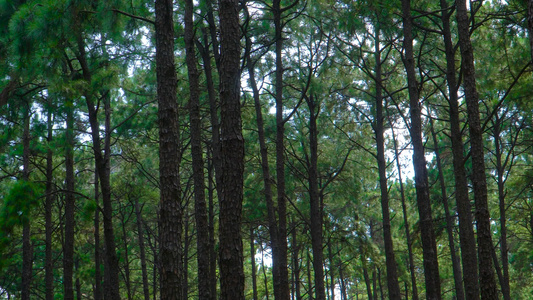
[77,36,121,298]
[45,108,54,300]
[428,115,465,300]
[184,1,212,299]
[400,0,441,298]
[291,220,301,300]
[439,0,480,298]
[63,99,76,300]
[94,170,102,300]
[155,0,184,299]
[75,259,82,300]
[455,1,498,298]
[373,24,401,300]
[21,106,32,300]
[120,204,133,300]
[261,242,271,300]
[390,126,418,300]
[327,242,334,300]
[492,113,511,300]
[218,0,245,298]
[200,29,220,298]
[272,1,290,299]
[306,95,325,300]
[250,227,259,300]
[134,197,151,300]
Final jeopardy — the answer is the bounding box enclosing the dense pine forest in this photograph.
[1,0,533,299]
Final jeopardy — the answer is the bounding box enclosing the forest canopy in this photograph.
[1,0,533,299]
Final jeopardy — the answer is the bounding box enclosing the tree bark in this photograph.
[307,95,326,300]
[273,1,290,299]
[439,1,480,298]
[400,0,441,298]
[155,0,184,299]
[492,113,511,300]
[184,1,212,299]
[134,197,151,300]
[372,24,401,300]
[455,1,498,298]
[428,115,465,300]
[250,227,259,300]
[218,0,245,298]
[21,106,32,300]
[63,98,75,300]
[390,126,418,300]
[45,108,54,300]
[93,170,103,300]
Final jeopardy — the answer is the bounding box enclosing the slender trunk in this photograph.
[121,206,133,300]
[428,115,465,300]
[207,152,218,298]
[155,0,184,299]
[292,225,301,300]
[244,14,283,300]
[338,261,348,300]
[184,1,212,298]
[183,214,190,299]
[45,109,54,300]
[250,227,259,300]
[94,170,102,300]
[439,0,480,298]
[273,1,290,298]
[63,99,76,300]
[21,107,32,300]
[493,114,511,300]
[201,30,219,296]
[362,252,373,300]
[218,0,245,298]
[372,267,378,300]
[327,242,334,300]
[456,1,498,298]
[378,268,384,300]
[373,25,401,300]
[390,127,418,300]
[400,0,441,298]
[307,95,325,300]
[134,197,151,300]
[77,36,121,298]
[261,242,271,300]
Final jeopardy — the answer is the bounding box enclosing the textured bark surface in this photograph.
[373,26,401,300]
[93,171,102,300]
[307,95,325,300]
[400,0,441,298]
[218,0,245,298]
[155,0,183,299]
[455,1,498,299]
[184,1,211,299]
[439,1,480,298]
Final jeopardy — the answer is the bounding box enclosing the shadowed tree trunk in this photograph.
[63,98,75,300]
[250,227,259,300]
[21,105,32,300]
[456,0,498,298]
[155,0,183,299]
[306,94,326,300]
[45,108,54,300]
[428,115,464,300]
[372,23,401,300]
[94,170,102,300]
[134,195,151,300]
[439,0,480,298]
[218,0,245,298]
[184,0,211,298]
[400,0,441,298]
[390,125,418,300]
